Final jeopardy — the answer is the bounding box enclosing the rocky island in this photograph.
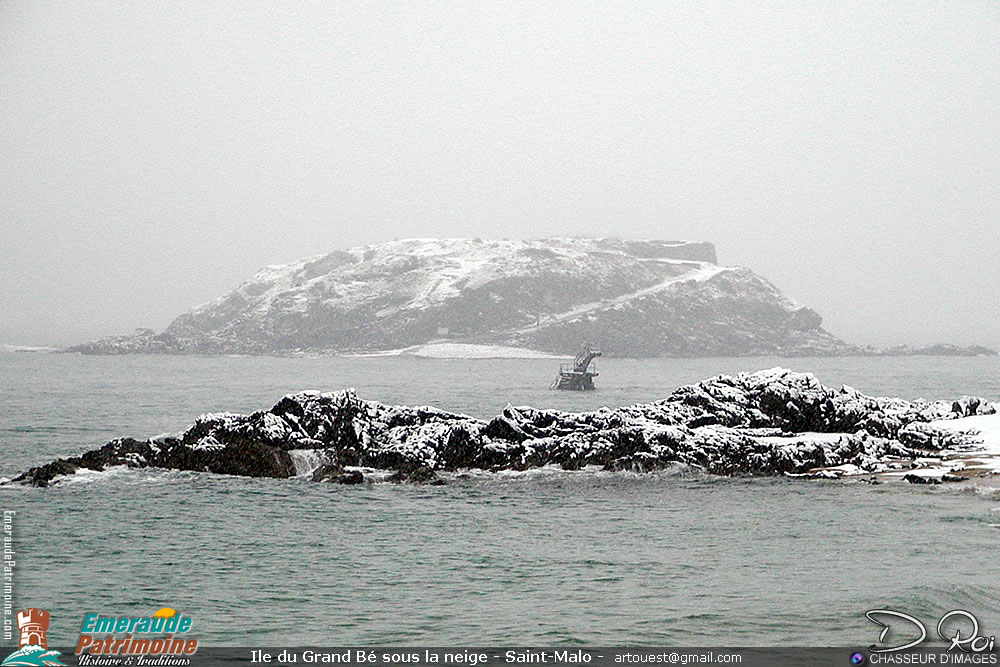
[12,369,999,487]
[68,238,859,358]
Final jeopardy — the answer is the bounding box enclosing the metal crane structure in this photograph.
[550,343,602,390]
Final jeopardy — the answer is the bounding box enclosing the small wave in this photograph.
[886,583,1000,624]
[936,480,1000,501]
[446,464,603,482]
[52,465,132,485]
[49,466,190,487]
[442,462,703,485]
[359,469,397,483]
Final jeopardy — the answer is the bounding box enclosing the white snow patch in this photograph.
[514,262,735,334]
[930,414,1000,474]
[789,463,865,479]
[758,432,847,445]
[352,343,565,359]
[189,435,225,452]
[2,344,58,352]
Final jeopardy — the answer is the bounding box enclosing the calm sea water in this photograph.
[1,353,998,646]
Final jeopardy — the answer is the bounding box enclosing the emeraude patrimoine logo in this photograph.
[1,608,65,667]
[76,607,199,658]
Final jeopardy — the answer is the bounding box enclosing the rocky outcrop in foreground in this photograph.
[12,369,999,487]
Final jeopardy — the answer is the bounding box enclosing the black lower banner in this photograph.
[15,646,997,667]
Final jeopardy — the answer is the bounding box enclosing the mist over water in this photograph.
[1,2,998,349]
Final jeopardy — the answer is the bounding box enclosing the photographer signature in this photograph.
[866,609,997,653]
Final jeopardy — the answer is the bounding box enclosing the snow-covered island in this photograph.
[12,368,999,488]
[67,238,859,358]
[63,238,997,359]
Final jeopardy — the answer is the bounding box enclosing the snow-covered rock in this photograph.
[67,238,854,357]
[12,368,999,486]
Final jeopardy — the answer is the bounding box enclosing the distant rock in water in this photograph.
[879,344,998,357]
[67,237,857,357]
[12,368,999,487]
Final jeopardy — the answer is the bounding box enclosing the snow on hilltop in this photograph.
[69,237,852,357]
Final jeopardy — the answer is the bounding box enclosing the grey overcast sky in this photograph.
[1,1,997,348]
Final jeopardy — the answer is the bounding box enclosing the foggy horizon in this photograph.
[2,1,998,350]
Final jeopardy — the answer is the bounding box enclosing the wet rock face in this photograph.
[387,462,443,485]
[903,474,942,485]
[11,368,997,487]
[13,431,297,487]
[312,464,364,484]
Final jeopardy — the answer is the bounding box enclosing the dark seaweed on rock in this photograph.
[11,369,996,487]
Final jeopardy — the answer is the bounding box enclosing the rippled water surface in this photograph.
[1,353,999,645]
